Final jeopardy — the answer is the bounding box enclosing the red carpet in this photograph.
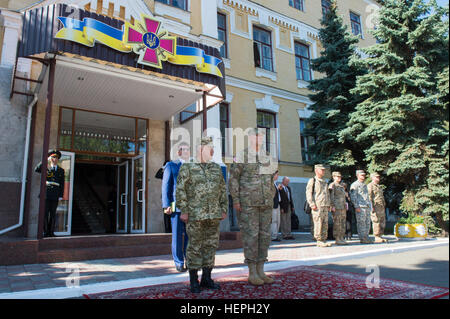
[84,266,449,299]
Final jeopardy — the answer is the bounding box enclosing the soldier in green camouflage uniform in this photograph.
[329,171,348,245]
[306,164,332,247]
[175,137,228,293]
[350,170,373,244]
[229,128,278,286]
[368,172,388,243]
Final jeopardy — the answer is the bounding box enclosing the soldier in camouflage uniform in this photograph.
[229,128,278,286]
[329,171,348,245]
[368,172,388,243]
[350,170,373,244]
[175,137,228,293]
[306,164,332,247]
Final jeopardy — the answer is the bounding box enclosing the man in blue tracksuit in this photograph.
[162,142,191,272]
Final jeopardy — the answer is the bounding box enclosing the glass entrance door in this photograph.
[116,161,129,233]
[54,151,75,236]
[131,155,146,233]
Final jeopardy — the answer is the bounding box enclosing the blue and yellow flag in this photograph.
[55,16,223,77]
[55,17,132,52]
[168,46,223,78]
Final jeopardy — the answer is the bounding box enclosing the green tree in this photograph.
[340,0,449,231]
[303,0,366,179]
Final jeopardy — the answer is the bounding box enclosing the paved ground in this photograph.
[317,245,449,289]
[0,233,448,298]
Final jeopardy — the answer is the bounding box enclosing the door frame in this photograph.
[116,160,129,233]
[54,151,75,236]
[130,155,146,234]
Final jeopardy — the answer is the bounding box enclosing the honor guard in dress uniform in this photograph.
[329,171,348,245]
[368,172,388,243]
[229,128,278,286]
[35,150,65,237]
[306,164,332,247]
[350,170,373,244]
[175,137,228,293]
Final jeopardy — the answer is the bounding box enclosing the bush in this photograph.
[397,215,425,224]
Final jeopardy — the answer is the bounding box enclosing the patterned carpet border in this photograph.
[84,266,449,299]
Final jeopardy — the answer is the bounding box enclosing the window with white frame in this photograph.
[295,42,312,82]
[257,110,277,153]
[289,0,304,11]
[155,0,188,11]
[300,118,315,161]
[350,12,363,38]
[321,0,332,17]
[217,12,228,59]
[253,26,274,72]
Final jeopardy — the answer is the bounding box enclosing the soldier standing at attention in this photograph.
[229,128,278,286]
[368,172,388,243]
[35,150,65,238]
[306,164,332,247]
[175,137,228,293]
[350,170,373,244]
[329,171,348,245]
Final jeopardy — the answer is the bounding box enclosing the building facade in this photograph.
[0,0,380,239]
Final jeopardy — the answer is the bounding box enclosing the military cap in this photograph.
[198,136,213,146]
[356,169,366,175]
[315,164,326,170]
[332,171,342,177]
[370,172,381,178]
[48,149,61,159]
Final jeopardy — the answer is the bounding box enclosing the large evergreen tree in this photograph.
[340,0,448,230]
[303,0,366,179]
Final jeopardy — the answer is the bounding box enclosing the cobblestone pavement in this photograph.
[0,233,448,298]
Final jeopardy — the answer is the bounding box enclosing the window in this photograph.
[58,107,148,157]
[300,118,315,161]
[257,110,277,153]
[295,42,311,82]
[217,13,228,58]
[219,103,229,155]
[350,12,362,37]
[155,0,187,11]
[321,0,331,17]
[180,103,197,123]
[253,26,273,72]
[289,0,304,11]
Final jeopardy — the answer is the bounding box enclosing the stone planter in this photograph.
[394,223,428,240]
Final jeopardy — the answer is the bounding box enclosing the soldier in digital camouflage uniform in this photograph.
[175,137,228,293]
[368,172,388,243]
[229,128,278,286]
[306,164,332,247]
[350,170,373,244]
[329,171,348,245]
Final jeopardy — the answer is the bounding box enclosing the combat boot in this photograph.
[374,236,387,243]
[317,241,332,247]
[189,269,201,293]
[360,237,372,244]
[247,262,264,286]
[200,267,220,290]
[256,262,274,284]
[335,237,348,245]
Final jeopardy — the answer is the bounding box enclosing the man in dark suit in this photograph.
[279,177,295,240]
[162,142,190,272]
[35,150,65,237]
[271,171,282,241]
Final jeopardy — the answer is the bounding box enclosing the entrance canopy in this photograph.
[17,3,226,119]
[37,54,205,120]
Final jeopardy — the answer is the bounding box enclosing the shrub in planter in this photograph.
[395,215,428,240]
